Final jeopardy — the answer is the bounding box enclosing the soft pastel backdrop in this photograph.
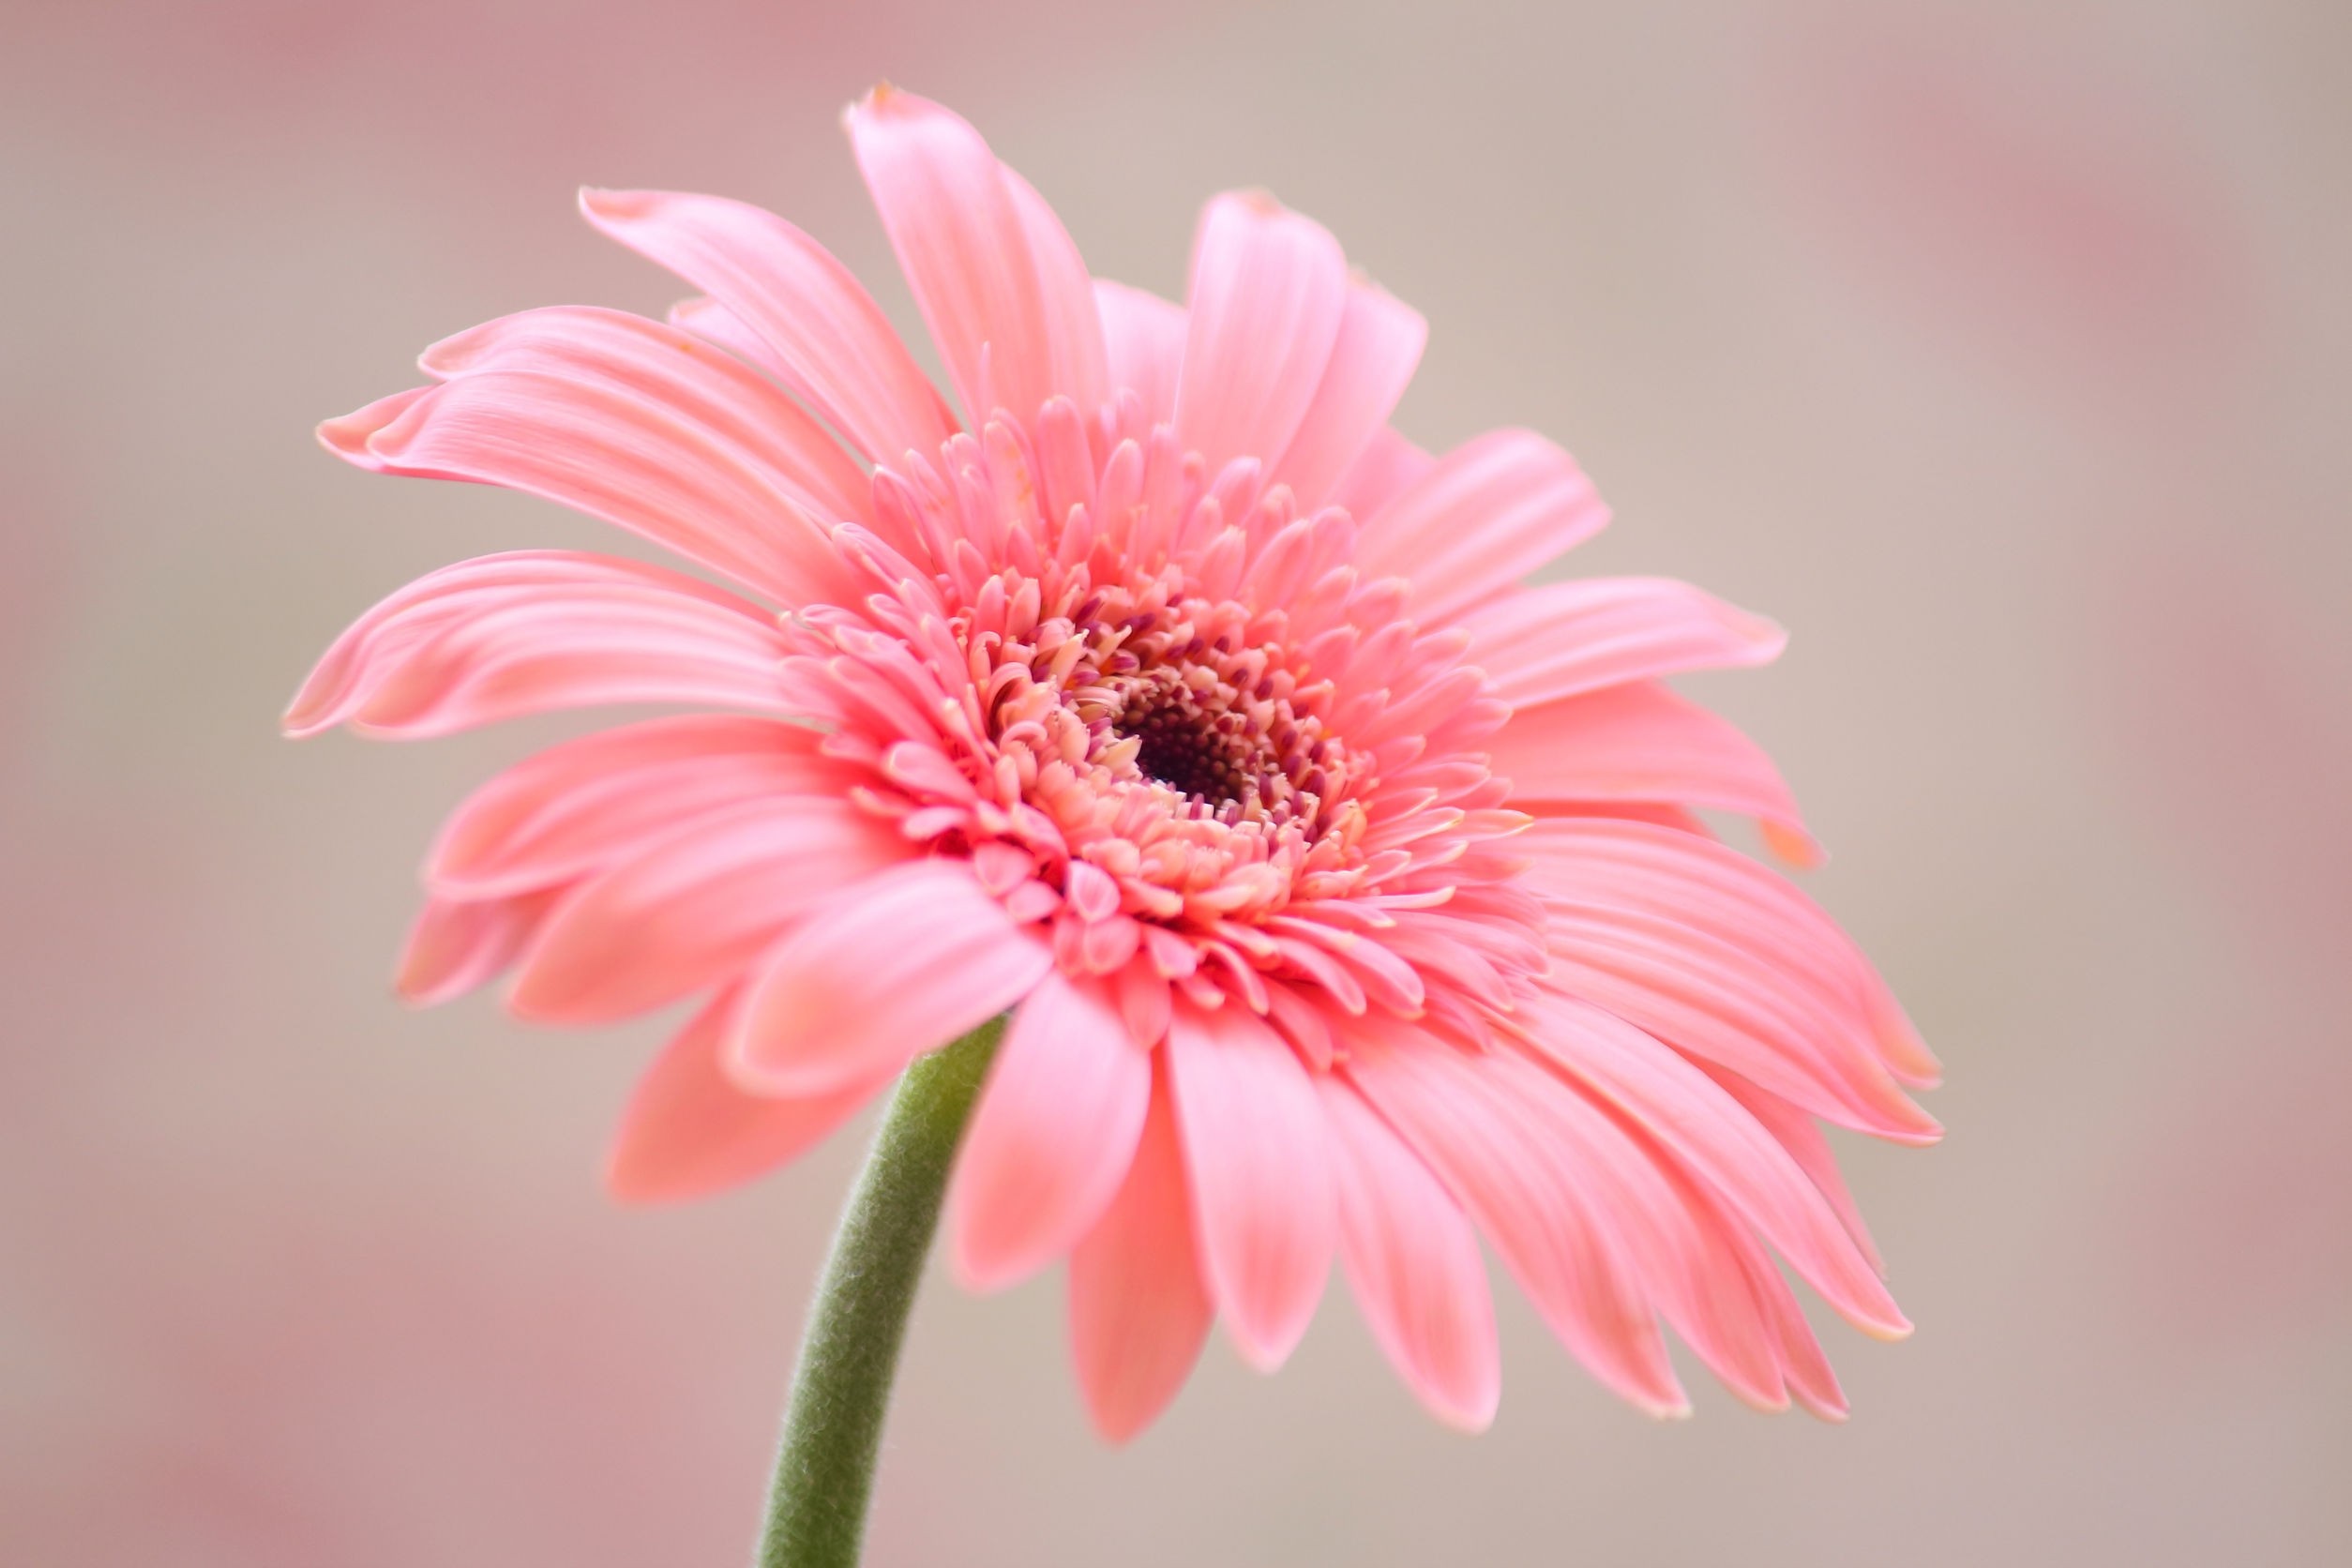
[5,1,2348,1562]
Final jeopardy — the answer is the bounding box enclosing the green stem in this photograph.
[754,1018,1003,1568]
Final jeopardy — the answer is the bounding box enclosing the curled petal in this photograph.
[510,798,911,1023]
[283,552,796,740]
[418,304,871,527]
[320,369,863,608]
[430,716,837,898]
[949,970,1149,1291]
[730,859,1052,1097]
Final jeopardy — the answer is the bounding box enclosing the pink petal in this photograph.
[1517,991,1909,1338]
[1490,680,1820,861]
[1343,1017,1688,1416]
[1162,997,1335,1372]
[1701,1063,1888,1277]
[1173,191,1349,475]
[1492,1059,1787,1410]
[1267,278,1426,512]
[1093,279,1187,421]
[1354,429,1611,623]
[1520,818,1935,1090]
[396,890,560,1005]
[1001,163,1111,416]
[322,369,862,610]
[844,85,1063,424]
[1527,800,1714,837]
[948,970,1149,1291]
[430,716,839,898]
[1317,1076,1500,1431]
[1069,1056,1213,1442]
[729,859,1053,1098]
[418,305,871,527]
[579,188,957,463]
[606,989,882,1204]
[665,294,779,373]
[1326,426,1434,520]
[1534,905,1941,1144]
[1462,577,1787,708]
[282,552,797,741]
[318,387,428,472]
[510,798,911,1023]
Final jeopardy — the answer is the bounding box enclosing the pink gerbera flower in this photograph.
[291,85,1938,1439]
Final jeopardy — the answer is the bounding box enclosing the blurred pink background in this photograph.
[6,1,2348,1562]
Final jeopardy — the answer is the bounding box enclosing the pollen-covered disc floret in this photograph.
[290,83,1938,1444]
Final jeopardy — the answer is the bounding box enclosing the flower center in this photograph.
[1116,670,1260,807]
[1061,595,1351,845]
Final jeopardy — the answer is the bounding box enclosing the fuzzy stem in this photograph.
[755,1018,1003,1568]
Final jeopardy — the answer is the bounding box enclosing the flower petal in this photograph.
[579,187,957,462]
[1163,997,1335,1372]
[282,552,797,740]
[1487,1047,1787,1410]
[1534,901,1940,1144]
[1354,429,1610,623]
[418,305,871,527]
[1701,1063,1887,1277]
[1069,1055,1213,1441]
[323,369,862,609]
[606,989,882,1204]
[1317,1075,1500,1431]
[1517,991,1909,1338]
[844,85,1064,424]
[511,798,911,1023]
[1462,577,1787,708]
[1343,1017,1688,1416]
[1002,163,1111,416]
[1519,817,1935,1089]
[1174,191,1349,475]
[429,716,838,898]
[1093,279,1187,421]
[1268,278,1426,512]
[396,890,561,1005]
[948,969,1149,1291]
[1491,681,1819,862]
[1327,426,1434,521]
[729,858,1052,1097]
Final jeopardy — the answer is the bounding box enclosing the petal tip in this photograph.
[315,386,425,470]
[577,186,655,230]
[1762,820,1827,869]
[1427,1380,1501,1435]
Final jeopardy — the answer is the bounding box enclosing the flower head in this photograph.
[291,85,1938,1438]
